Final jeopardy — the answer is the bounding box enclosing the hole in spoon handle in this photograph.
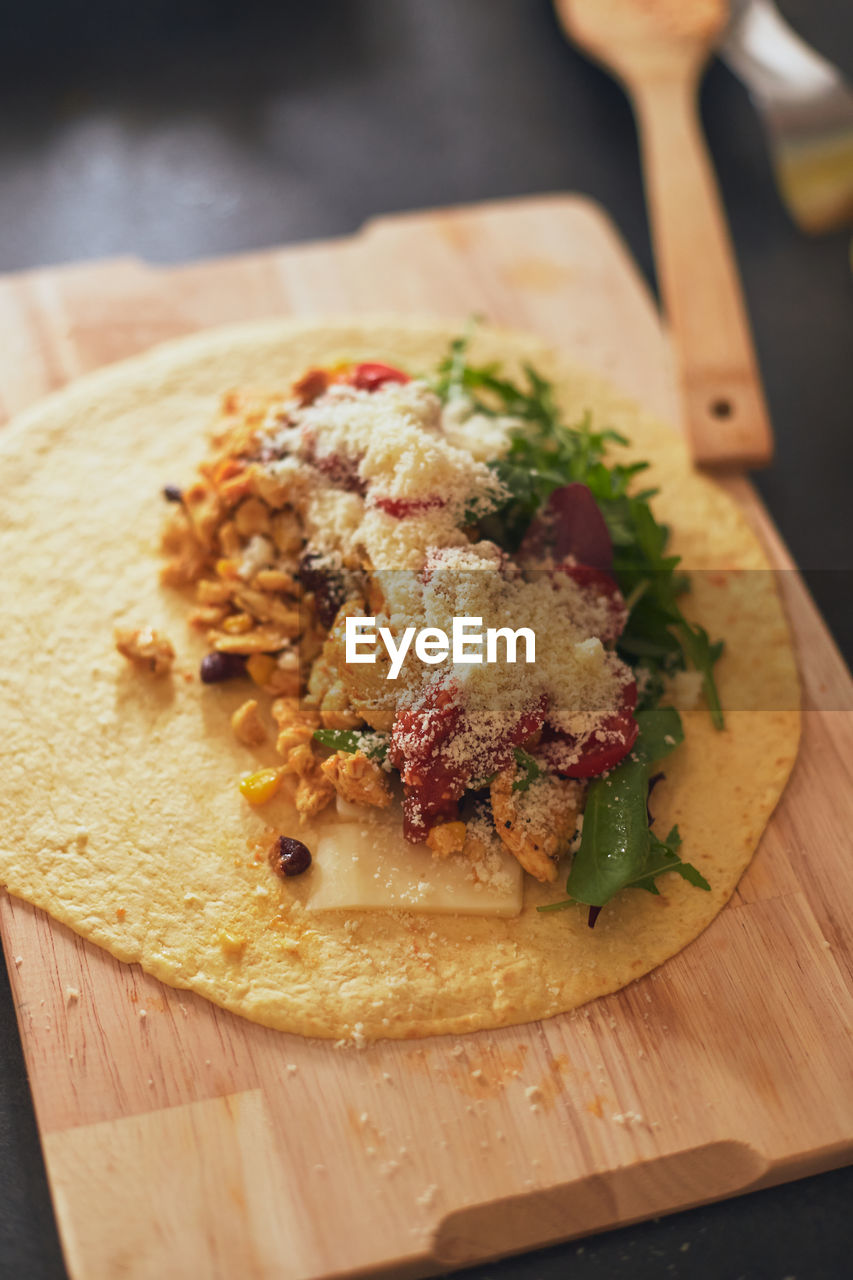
[682,380,774,470]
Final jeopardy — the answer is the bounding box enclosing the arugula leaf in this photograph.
[431,315,488,402]
[512,748,543,792]
[435,333,725,726]
[541,709,710,917]
[676,620,725,730]
[468,772,498,790]
[629,705,685,764]
[313,728,390,762]
[632,826,712,895]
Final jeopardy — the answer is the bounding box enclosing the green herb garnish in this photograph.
[313,728,390,762]
[539,708,710,921]
[468,772,498,790]
[512,748,543,792]
[434,334,725,727]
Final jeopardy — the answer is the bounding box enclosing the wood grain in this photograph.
[553,0,774,468]
[0,195,850,1280]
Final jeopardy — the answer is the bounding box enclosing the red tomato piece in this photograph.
[620,678,638,711]
[391,689,548,842]
[543,707,638,779]
[373,495,444,519]
[349,362,410,392]
[390,686,460,769]
[557,563,628,645]
[390,687,466,841]
[561,710,638,777]
[546,483,614,569]
[400,761,465,842]
[504,695,547,753]
[517,483,613,570]
[559,564,619,595]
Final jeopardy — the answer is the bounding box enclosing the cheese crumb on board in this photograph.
[611,1110,645,1126]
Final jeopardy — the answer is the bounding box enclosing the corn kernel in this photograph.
[223,611,253,634]
[239,768,284,806]
[426,821,467,858]
[219,931,247,957]
[216,558,240,579]
[247,653,277,686]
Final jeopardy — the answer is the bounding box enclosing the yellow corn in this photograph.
[219,931,247,957]
[216,558,240,579]
[223,611,253,634]
[247,653,277,686]
[426,821,467,858]
[239,768,283,806]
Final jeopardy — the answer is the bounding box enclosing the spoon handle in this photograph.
[632,70,774,467]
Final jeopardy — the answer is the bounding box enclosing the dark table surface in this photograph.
[0,3,851,1278]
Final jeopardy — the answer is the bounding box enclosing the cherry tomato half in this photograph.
[557,709,639,778]
[543,680,637,778]
[557,563,628,645]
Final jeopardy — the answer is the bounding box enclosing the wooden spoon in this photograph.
[554,0,774,468]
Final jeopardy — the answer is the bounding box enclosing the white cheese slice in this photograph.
[305,813,523,917]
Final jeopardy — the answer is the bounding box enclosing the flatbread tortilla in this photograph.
[0,319,799,1039]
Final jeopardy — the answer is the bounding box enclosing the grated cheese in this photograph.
[255,380,507,570]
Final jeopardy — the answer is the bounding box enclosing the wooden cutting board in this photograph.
[1,195,851,1280]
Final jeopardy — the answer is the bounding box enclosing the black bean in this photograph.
[162,484,183,503]
[270,836,312,878]
[199,651,246,684]
[297,552,347,629]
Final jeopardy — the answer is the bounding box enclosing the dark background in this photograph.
[0,2,850,1278]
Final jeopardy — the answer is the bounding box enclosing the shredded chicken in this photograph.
[114,626,175,677]
[319,751,392,809]
[231,699,268,747]
[490,770,583,883]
